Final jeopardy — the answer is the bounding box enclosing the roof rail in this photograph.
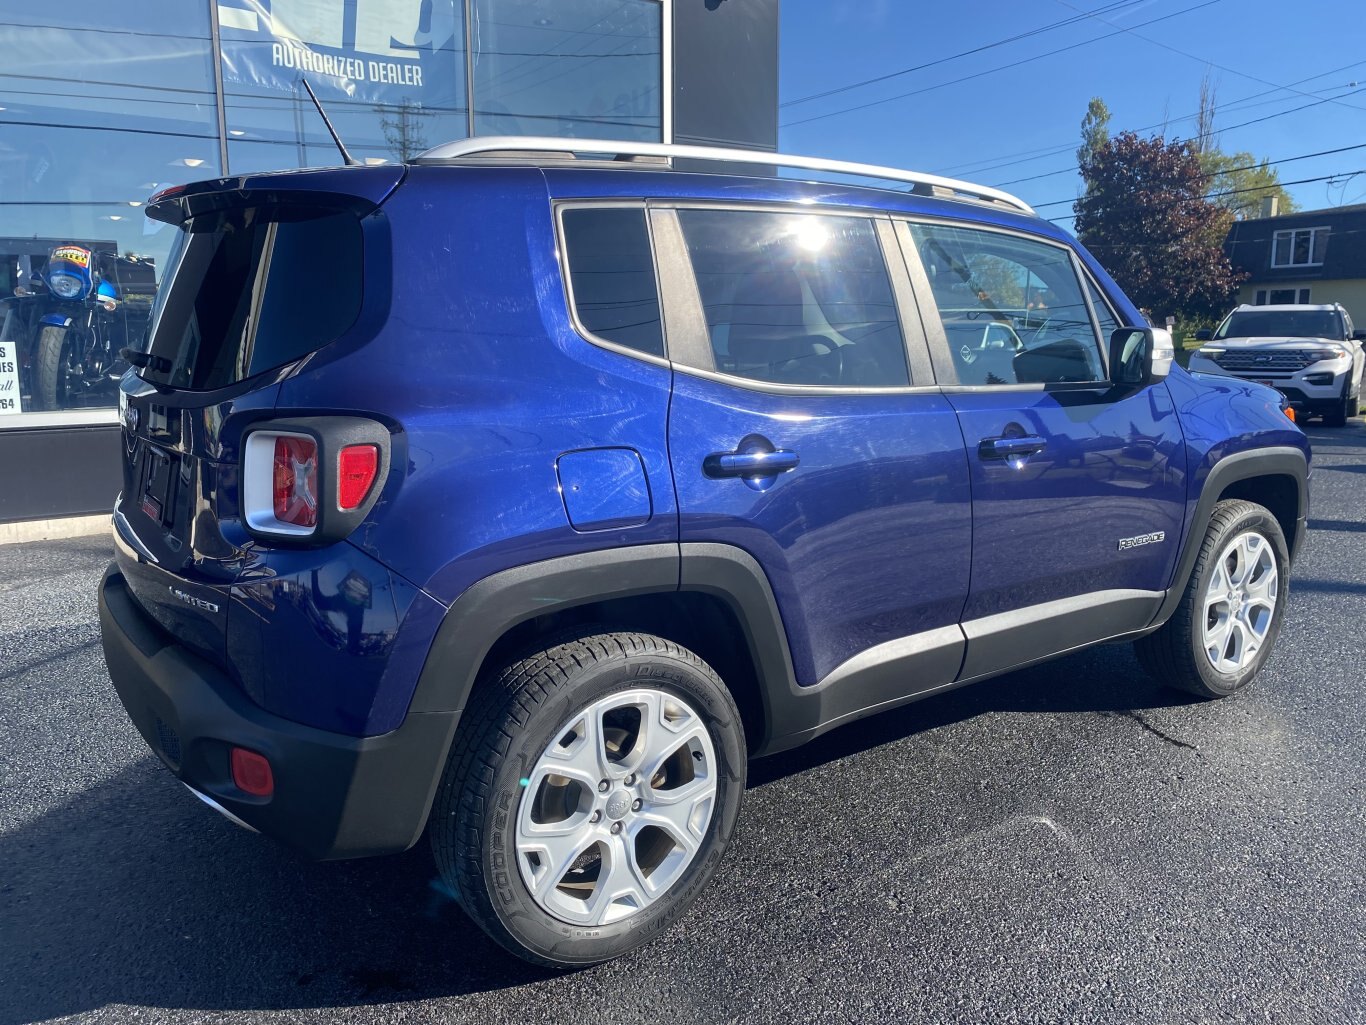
[414,136,1035,216]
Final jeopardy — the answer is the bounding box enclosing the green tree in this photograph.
[1075,130,1243,322]
[1191,74,1295,218]
[1076,97,1111,171]
[1199,150,1298,219]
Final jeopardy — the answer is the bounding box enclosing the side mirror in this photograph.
[1195,329,1213,342]
[1353,330,1366,342]
[1110,327,1174,386]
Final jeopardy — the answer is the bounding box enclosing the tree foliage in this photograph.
[1199,150,1298,219]
[1074,130,1243,322]
[1076,97,1111,171]
[1192,74,1296,218]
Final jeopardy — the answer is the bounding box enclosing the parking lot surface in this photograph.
[3,422,1365,1025]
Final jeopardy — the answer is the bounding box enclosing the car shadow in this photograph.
[0,642,1192,1022]
[749,641,1195,787]
[1,758,556,1024]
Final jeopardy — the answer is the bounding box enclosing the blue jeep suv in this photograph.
[100,138,1309,967]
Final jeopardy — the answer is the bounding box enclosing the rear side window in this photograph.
[141,206,362,390]
[677,209,910,388]
[561,207,664,358]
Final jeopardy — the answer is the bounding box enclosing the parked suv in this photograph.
[101,139,1309,967]
[1189,302,1364,425]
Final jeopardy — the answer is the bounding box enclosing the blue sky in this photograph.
[779,0,1366,223]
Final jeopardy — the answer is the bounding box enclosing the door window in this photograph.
[561,207,665,358]
[911,223,1105,386]
[676,209,910,387]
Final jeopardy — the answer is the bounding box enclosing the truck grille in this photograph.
[1214,350,1318,373]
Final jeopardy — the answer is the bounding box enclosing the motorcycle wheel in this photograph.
[34,325,71,412]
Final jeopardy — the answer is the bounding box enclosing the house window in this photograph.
[1271,227,1329,268]
[1268,289,1298,305]
[1298,288,1311,304]
[1255,290,1267,305]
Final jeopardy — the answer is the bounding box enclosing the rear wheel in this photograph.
[431,630,746,967]
[1136,499,1289,698]
[33,324,71,411]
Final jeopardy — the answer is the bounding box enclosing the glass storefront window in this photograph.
[472,0,662,140]
[0,0,667,427]
[220,0,469,171]
[0,3,219,423]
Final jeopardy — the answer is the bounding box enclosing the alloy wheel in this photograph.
[515,688,717,927]
[1201,530,1278,674]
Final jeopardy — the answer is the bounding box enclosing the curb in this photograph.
[0,514,110,546]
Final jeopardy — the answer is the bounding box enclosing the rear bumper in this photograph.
[99,564,459,860]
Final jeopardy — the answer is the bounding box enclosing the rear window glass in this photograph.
[140,206,362,390]
[561,207,664,357]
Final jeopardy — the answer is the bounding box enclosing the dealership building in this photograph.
[0,0,777,525]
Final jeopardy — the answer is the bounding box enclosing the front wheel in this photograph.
[1135,499,1289,698]
[33,324,72,411]
[431,630,746,967]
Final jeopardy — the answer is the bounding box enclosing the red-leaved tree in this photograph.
[1074,131,1243,322]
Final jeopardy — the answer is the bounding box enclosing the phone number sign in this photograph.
[0,340,21,415]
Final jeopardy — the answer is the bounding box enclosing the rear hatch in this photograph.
[114,165,402,661]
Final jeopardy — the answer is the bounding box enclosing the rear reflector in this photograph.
[273,436,319,528]
[337,444,380,510]
[230,747,274,798]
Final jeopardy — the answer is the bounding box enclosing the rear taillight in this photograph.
[337,444,379,510]
[272,436,319,528]
[242,419,389,543]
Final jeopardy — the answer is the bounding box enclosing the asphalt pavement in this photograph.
[3,422,1365,1025]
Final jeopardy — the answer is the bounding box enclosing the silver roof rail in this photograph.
[414,136,1035,216]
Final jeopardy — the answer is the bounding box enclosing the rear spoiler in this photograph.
[147,165,406,226]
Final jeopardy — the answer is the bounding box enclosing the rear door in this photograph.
[656,204,972,690]
[897,218,1187,678]
[116,171,396,659]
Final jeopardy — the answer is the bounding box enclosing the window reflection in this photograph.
[472,0,661,140]
[0,0,667,424]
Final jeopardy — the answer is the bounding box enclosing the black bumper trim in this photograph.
[100,564,460,860]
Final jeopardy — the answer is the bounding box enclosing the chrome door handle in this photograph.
[704,449,800,478]
[978,435,1047,460]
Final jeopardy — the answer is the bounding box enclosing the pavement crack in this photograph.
[1105,710,1202,756]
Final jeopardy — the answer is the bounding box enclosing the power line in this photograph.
[1036,167,1366,211]
[1050,0,1366,115]
[781,0,1224,129]
[780,0,1149,109]
[932,60,1366,177]
[994,92,1366,188]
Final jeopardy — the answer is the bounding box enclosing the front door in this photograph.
[898,219,1187,678]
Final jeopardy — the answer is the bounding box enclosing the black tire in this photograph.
[1135,499,1289,699]
[1322,379,1355,427]
[430,630,746,968]
[33,324,69,412]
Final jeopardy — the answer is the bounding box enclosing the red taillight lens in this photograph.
[230,746,274,797]
[337,444,379,510]
[273,436,318,528]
